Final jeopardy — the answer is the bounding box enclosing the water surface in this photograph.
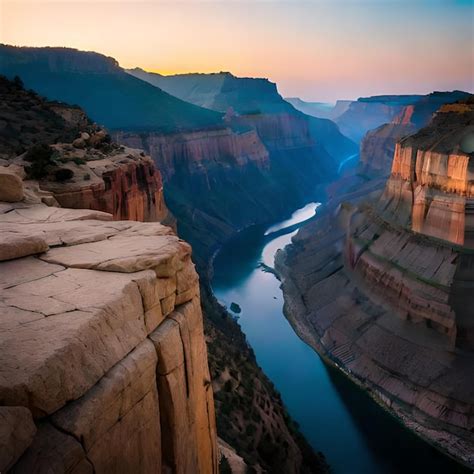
[212,203,468,474]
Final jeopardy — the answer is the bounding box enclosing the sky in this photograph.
[1,0,473,102]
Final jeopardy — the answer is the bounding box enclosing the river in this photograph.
[212,202,468,474]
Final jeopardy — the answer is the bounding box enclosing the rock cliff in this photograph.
[0,202,217,473]
[276,97,474,468]
[0,75,172,224]
[127,68,357,164]
[336,94,424,143]
[0,76,218,472]
[360,91,471,176]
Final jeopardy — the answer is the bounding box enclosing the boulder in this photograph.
[0,167,24,202]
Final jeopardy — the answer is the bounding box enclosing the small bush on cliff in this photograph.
[72,157,86,165]
[24,144,56,179]
[54,168,74,182]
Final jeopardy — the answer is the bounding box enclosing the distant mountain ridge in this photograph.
[0,44,222,132]
[335,91,470,143]
[285,98,352,120]
[127,67,358,162]
[128,68,293,114]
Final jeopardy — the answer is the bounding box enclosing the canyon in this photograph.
[0,75,325,473]
[1,42,473,474]
[276,97,474,468]
[0,46,356,265]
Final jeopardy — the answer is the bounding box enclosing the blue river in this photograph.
[212,202,468,474]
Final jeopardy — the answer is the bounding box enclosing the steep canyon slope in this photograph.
[276,97,474,468]
[0,76,327,473]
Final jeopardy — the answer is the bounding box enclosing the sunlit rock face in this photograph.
[0,204,217,473]
[359,91,471,176]
[335,95,421,143]
[276,97,474,468]
[380,99,474,247]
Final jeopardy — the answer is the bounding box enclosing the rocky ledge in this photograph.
[0,202,217,472]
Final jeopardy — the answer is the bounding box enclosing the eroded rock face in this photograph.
[359,91,471,176]
[381,101,474,247]
[115,127,269,182]
[37,144,170,223]
[277,201,474,468]
[0,74,172,225]
[276,99,474,468]
[0,204,217,473]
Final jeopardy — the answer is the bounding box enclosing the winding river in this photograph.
[212,202,468,474]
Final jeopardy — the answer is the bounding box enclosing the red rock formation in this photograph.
[359,92,471,176]
[236,112,314,150]
[43,148,169,223]
[114,127,269,182]
[383,143,474,247]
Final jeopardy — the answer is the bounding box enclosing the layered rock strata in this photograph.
[380,101,474,247]
[360,91,471,176]
[276,100,474,467]
[0,202,217,473]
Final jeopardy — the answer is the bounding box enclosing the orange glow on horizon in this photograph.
[1,0,472,102]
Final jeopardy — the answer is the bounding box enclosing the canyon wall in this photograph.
[276,98,474,467]
[0,203,217,473]
[114,124,329,265]
[359,91,471,176]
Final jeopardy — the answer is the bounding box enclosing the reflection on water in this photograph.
[264,202,320,235]
[212,203,469,474]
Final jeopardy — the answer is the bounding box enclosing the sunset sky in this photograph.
[1,0,473,102]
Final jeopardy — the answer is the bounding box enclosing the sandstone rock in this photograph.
[35,146,170,223]
[10,423,92,474]
[0,406,36,472]
[0,202,217,472]
[72,137,86,149]
[89,130,107,147]
[0,232,48,262]
[52,340,161,473]
[277,99,474,467]
[0,167,24,202]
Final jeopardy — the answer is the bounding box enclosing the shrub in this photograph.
[72,157,86,165]
[24,144,55,179]
[55,168,74,182]
[83,173,91,181]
